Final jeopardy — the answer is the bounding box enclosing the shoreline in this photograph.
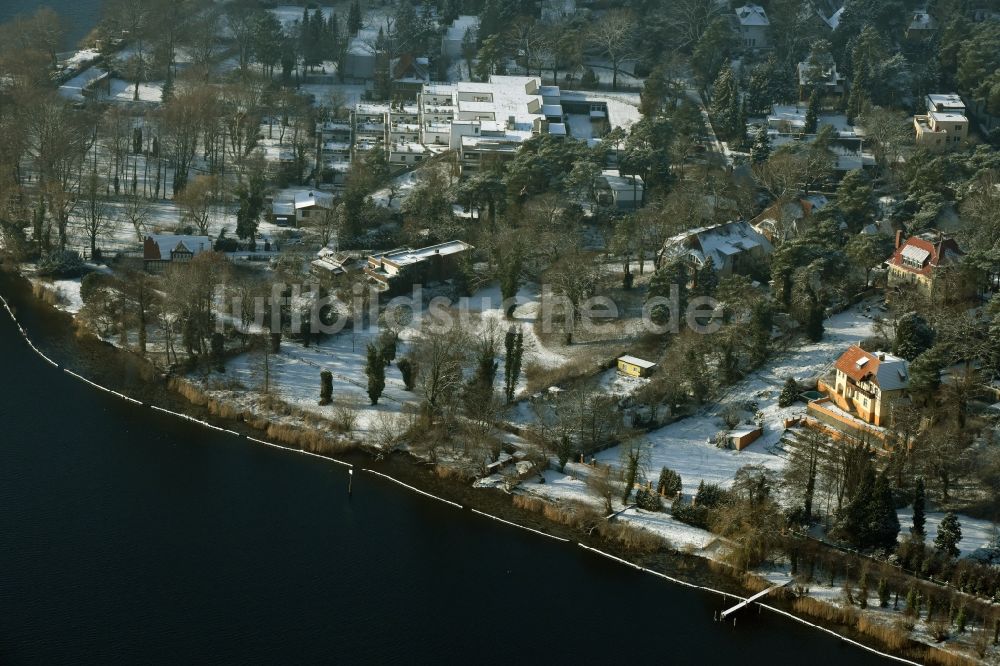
[0,266,950,665]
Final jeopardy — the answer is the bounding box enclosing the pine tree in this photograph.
[778,376,799,407]
[805,292,825,343]
[905,584,918,617]
[709,64,740,141]
[893,314,934,361]
[319,369,333,405]
[503,328,524,404]
[750,125,770,164]
[379,329,398,365]
[842,465,876,549]
[869,472,900,551]
[911,477,926,539]
[804,91,819,134]
[347,0,361,36]
[877,578,890,607]
[956,605,967,633]
[858,571,870,609]
[398,356,418,390]
[365,343,385,405]
[934,512,962,559]
[657,467,682,497]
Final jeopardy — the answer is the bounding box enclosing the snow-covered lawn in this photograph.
[588,304,879,496]
[520,302,881,549]
[370,170,421,211]
[209,323,415,434]
[30,277,84,314]
[107,79,163,103]
[595,366,649,396]
[897,507,998,558]
[463,281,570,372]
[522,466,721,555]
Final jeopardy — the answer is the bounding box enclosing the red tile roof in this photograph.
[834,345,879,383]
[887,235,963,277]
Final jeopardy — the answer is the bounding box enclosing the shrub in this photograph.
[37,250,84,277]
[778,376,799,407]
[635,487,662,512]
[657,466,682,497]
[319,370,333,405]
[397,356,418,390]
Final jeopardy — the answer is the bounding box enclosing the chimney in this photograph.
[895,229,903,249]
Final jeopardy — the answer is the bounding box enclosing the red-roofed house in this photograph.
[886,230,964,295]
[825,345,909,426]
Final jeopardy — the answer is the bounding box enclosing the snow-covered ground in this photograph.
[59,67,107,101]
[463,281,570,371]
[590,303,879,496]
[195,279,576,436]
[106,78,164,104]
[370,170,421,211]
[515,303,881,557]
[897,507,998,558]
[218,324,415,434]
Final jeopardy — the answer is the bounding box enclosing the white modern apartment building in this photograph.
[314,75,619,188]
[417,75,570,174]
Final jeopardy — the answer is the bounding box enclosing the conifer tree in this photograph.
[871,473,901,550]
[398,356,418,390]
[503,327,523,404]
[858,570,870,609]
[804,91,819,134]
[347,0,361,36]
[750,125,770,164]
[709,64,740,141]
[905,584,918,616]
[320,369,333,405]
[778,376,799,407]
[935,512,962,559]
[878,578,890,607]
[366,343,385,405]
[911,477,926,539]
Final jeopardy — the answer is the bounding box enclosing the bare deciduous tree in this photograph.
[586,10,635,90]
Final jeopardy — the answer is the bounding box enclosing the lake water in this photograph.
[0,277,893,663]
[0,0,104,48]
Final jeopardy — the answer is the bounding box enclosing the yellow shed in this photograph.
[617,355,656,378]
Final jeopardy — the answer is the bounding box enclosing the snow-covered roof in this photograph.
[901,244,931,264]
[371,240,473,267]
[663,221,774,271]
[824,6,843,29]
[926,93,965,113]
[600,169,644,192]
[293,191,334,210]
[618,355,656,369]
[146,234,212,259]
[735,4,769,26]
[908,10,936,31]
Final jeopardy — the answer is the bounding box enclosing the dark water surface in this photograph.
[0,279,895,664]
[0,0,105,48]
